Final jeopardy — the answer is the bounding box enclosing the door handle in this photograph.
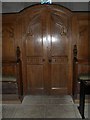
[49,59,52,63]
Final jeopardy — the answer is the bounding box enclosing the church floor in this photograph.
[1,95,89,118]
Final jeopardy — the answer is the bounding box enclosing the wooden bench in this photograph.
[78,74,90,119]
[73,45,90,119]
[2,46,23,102]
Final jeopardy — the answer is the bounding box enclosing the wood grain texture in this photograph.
[2,14,17,60]
[21,5,72,95]
[2,4,89,96]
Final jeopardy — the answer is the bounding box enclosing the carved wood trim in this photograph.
[73,44,77,62]
[27,57,44,64]
[16,46,21,62]
[51,56,68,64]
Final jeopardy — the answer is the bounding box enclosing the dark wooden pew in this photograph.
[2,46,23,102]
[78,78,90,119]
[73,45,90,119]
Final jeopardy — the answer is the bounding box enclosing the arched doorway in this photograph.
[21,4,72,95]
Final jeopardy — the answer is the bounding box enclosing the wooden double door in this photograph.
[24,6,72,95]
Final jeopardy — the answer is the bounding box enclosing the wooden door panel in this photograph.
[51,14,68,56]
[27,65,44,94]
[51,57,68,94]
[50,13,69,94]
[51,64,68,87]
[25,14,44,94]
[51,25,68,56]
[26,23,43,57]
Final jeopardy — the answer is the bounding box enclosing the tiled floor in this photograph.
[1,95,87,118]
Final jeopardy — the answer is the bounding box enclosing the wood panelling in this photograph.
[76,13,89,59]
[77,14,89,93]
[71,13,89,62]
[72,13,89,99]
[2,4,89,95]
[2,23,15,59]
[2,63,16,76]
[2,15,17,60]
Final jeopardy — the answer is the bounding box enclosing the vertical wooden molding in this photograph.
[16,46,21,62]
[72,15,79,46]
[73,44,77,62]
